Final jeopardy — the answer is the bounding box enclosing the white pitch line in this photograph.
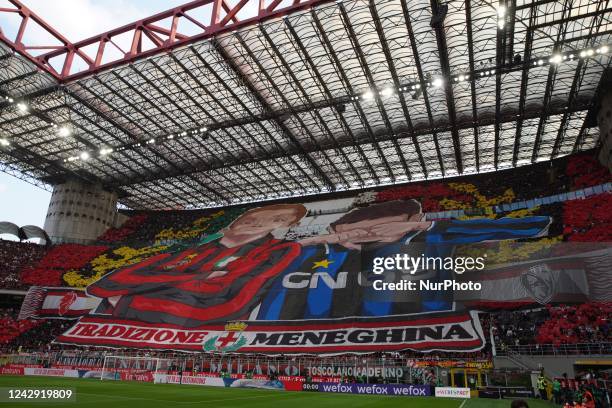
[458,398,468,408]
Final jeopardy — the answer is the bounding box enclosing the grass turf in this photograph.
[0,376,557,408]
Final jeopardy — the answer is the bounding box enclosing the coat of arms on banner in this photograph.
[58,292,78,316]
[520,264,556,305]
[203,322,248,352]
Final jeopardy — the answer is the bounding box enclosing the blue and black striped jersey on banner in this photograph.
[257,216,550,321]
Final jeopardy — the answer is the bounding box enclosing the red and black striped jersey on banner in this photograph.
[87,235,301,327]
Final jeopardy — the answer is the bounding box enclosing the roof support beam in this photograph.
[0,158,51,191]
[0,91,105,187]
[64,87,212,190]
[551,59,587,158]
[1,0,337,81]
[83,74,226,204]
[284,18,369,186]
[145,56,297,197]
[311,9,390,183]
[175,46,314,197]
[114,101,590,186]
[0,92,136,189]
[573,75,612,154]
[399,0,445,176]
[338,3,412,181]
[0,70,37,87]
[429,0,463,174]
[512,2,536,166]
[532,0,600,162]
[109,66,264,200]
[57,96,204,207]
[217,36,335,191]
[464,0,480,171]
[493,0,508,168]
[255,26,352,188]
[368,1,424,178]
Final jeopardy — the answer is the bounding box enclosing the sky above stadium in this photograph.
[0,0,189,231]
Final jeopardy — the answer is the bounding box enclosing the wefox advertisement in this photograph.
[303,382,431,396]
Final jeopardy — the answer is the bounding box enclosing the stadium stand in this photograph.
[536,304,611,346]
[3,152,602,290]
[1,318,71,354]
[0,0,611,402]
[492,304,612,348]
[96,214,149,243]
[0,240,48,289]
[20,244,108,287]
[0,153,609,358]
[0,307,40,349]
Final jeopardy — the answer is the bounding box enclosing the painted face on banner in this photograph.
[334,214,425,245]
[229,208,299,235]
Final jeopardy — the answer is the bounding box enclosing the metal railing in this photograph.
[0,351,443,384]
[1,350,483,368]
[497,342,612,356]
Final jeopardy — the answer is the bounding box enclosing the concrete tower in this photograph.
[43,180,120,244]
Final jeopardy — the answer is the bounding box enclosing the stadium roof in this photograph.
[0,0,610,209]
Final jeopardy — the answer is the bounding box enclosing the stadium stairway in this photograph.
[494,351,552,381]
[494,350,612,378]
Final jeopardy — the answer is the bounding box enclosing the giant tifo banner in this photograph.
[19,193,612,354]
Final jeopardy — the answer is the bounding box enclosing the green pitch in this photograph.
[0,376,556,408]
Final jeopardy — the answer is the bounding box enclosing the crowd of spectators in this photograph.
[102,211,212,244]
[0,308,40,347]
[536,303,611,345]
[93,207,248,245]
[563,193,612,242]
[97,214,150,243]
[566,154,611,189]
[88,153,610,247]
[0,308,72,354]
[0,239,48,289]
[20,243,108,287]
[372,152,606,211]
[492,309,549,349]
[492,304,611,350]
[1,152,607,291]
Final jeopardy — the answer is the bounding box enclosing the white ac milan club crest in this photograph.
[203,331,247,352]
[58,292,78,316]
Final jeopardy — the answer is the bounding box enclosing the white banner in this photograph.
[154,374,225,387]
[58,311,484,355]
[435,387,471,398]
[24,368,79,378]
